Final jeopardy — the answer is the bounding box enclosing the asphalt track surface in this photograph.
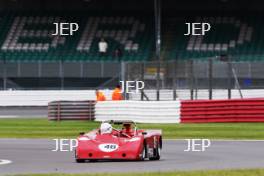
[0,139,264,175]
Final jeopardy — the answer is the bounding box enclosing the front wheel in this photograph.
[140,144,147,160]
[75,149,85,163]
[76,159,85,163]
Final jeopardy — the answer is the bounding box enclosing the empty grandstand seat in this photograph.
[0,13,153,62]
[167,16,263,61]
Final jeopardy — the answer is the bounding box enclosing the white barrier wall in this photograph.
[0,89,263,106]
[0,90,97,106]
[95,100,181,123]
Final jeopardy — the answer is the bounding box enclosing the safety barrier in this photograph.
[48,100,95,120]
[181,98,264,123]
[95,100,181,123]
[0,90,99,106]
[0,89,264,106]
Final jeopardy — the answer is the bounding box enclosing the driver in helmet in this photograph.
[100,122,113,134]
[121,123,133,137]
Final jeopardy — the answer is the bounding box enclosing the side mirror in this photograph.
[79,132,85,135]
[142,132,147,135]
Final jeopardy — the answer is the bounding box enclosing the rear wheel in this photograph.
[149,144,161,160]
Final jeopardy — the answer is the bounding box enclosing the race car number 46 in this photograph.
[99,144,119,152]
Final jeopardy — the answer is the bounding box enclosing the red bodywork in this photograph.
[75,121,162,162]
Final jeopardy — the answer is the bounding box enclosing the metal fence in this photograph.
[1,59,264,98]
[126,60,264,88]
[125,59,264,100]
[0,61,121,90]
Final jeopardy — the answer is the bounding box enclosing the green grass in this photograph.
[11,169,264,176]
[0,118,264,139]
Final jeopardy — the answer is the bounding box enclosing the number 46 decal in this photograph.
[99,143,119,152]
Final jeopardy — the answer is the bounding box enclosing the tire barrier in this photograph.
[95,100,181,123]
[48,101,95,120]
[181,98,264,123]
[47,98,264,123]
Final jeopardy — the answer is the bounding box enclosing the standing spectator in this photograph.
[96,89,106,101]
[98,38,108,56]
[112,47,123,62]
[112,85,124,101]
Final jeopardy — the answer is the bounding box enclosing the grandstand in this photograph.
[1,13,264,62]
[0,0,263,93]
[0,13,153,62]
[164,16,264,61]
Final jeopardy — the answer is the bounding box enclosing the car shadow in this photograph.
[76,159,162,163]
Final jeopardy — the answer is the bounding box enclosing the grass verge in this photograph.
[0,118,264,139]
[11,169,264,176]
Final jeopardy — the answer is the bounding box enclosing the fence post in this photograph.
[140,62,144,100]
[209,58,213,100]
[227,58,232,99]
[173,60,177,100]
[3,57,7,90]
[60,61,64,90]
[189,60,194,100]
[121,61,128,100]
[154,0,161,101]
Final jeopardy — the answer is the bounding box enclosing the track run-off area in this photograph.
[0,139,264,175]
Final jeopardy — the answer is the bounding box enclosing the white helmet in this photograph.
[100,123,113,134]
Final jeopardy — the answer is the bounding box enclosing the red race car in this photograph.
[75,120,162,162]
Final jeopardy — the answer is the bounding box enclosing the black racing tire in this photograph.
[140,143,147,161]
[76,159,85,163]
[75,149,85,163]
[149,144,161,160]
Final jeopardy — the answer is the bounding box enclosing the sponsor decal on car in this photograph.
[98,143,119,152]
